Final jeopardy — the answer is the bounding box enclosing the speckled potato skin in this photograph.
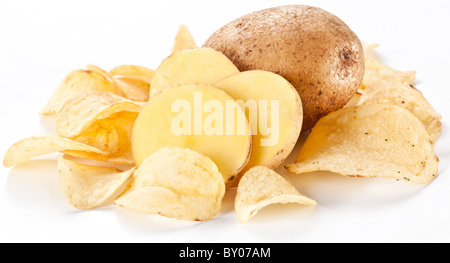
[203,5,365,131]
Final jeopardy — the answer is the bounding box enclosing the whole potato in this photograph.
[203,5,365,132]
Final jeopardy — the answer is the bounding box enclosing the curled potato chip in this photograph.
[114,77,150,102]
[56,91,144,138]
[362,42,379,59]
[286,104,439,184]
[171,24,197,54]
[63,111,139,165]
[58,156,136,210]
[235,166,317,224]
[109,65,154,84]
[356,44,441,142]
[114,147,225,221]
[40,69,121,115]
[358,81,442,142]
[362,56,416,90]
[2,135,108,168]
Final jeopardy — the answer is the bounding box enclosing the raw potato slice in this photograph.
[58,156,136,210]
[149,48,239,97]
[2,135,108,168]
[171,24,197,54]
[132,83,252,186]
[235,166,317,224]
[214,70,303,170]
[40,69,121,115]
[286,104,439,184]
[114,147,225,221]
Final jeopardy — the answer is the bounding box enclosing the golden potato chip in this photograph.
[63,111,139,165]
[362,57,416,90]
[3,135,108,168]
[56,91,144,138]
[85,64,121,89]
[362,42,379,59]
[344,91,362,107]
[114,77,150,102]
[114,147,225,221]
[40,69,121,115]
[109,65,154,84]
[171,24,197,54]
[358,81,442,143]
[286,104,439,184]
[235,166,317,224]
[356,44,441,142]
[58,156,136,210]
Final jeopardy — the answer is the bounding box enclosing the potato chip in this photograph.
[3,135,108,168]
[286,104,439,184]
[362,57,416,90]
[362,42,379,59]
[171,24,197,54]
[356,44,441,142]
[235,166,317,224]
[40,69,121,115]
[58,156,136,210]
[63,111,139,165]
[114,147,225,221]
[85,64,122,89]
[358,81,442,143]
[113,77,150,102]
[109,65,154,84]
[56,91,144,138]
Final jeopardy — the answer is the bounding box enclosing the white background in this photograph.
[1,0,449,243]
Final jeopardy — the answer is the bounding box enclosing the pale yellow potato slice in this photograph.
[235,166,316,224]
[149,48,239,97]
[286,104,439,184]
[132,83,252,186]
[58,156,136,210]
[214,70,302,171]
[114,147,225,221]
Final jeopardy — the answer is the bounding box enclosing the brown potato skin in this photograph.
[203,5,365,131]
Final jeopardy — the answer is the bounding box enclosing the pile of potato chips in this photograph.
[2,27,441,223]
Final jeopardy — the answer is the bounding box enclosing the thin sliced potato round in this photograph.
[114,147,225,221]
[58,156,136,210]
[132,83,252,186]
[149,48,239,97]
[214,70,303,171]
[235,166,317,224]
[286,104,439,184]
[3,135,108,168]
